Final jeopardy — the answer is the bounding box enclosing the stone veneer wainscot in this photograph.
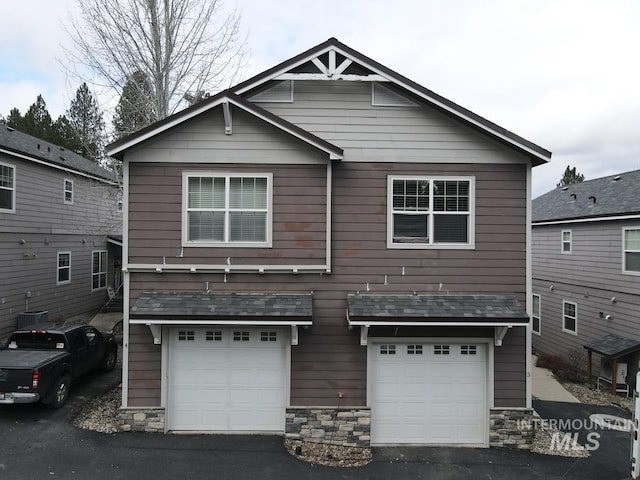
[285,407,371,447]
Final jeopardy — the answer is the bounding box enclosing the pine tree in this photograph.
[66,82,105,162]
[22,95,54,140]
[557,166,585,187]
[112,70,156,139]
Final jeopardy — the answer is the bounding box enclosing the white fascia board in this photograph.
[106,96,342,161]
[533,214,640,226]
[130,319,313,326]
[346,320,529,327]
[0,148,118,186]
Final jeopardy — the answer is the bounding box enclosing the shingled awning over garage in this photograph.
[346,293,530,346]
[129,292,313,345]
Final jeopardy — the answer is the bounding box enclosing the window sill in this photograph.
[183,241,272,249]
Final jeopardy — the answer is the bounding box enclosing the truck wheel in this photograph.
[101,348,117,372]
[45,374,71,409]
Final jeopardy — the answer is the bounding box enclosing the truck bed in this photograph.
[0,349,69,368]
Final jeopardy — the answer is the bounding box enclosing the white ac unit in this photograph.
[600,359,627,384]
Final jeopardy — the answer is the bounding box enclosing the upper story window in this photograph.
[623,227,640,275]
[387,176,474,249]
[532,294,541,335]
[57,252,71,284]
[561,230,572,253]
[183,173,272,247]
[0,162,16,213]
[562,300,577,335]
[64,179,74,204]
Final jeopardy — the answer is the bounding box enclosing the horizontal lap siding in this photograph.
[494,327,526,407]
[125,81,529,407]
[532,221,640,375]
[127,162,327,264]
[126,161,527,407]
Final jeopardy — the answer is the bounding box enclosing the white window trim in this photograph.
[386,175,475,250]
[532,293,541,336]
[622,226,640,276]
[64,178,74,205]
[91,250,108,291]
[561,230,572,254]
[57,251,71,285]
[562,300,578,335]
[181,171,273,248]
[0,161,16,214]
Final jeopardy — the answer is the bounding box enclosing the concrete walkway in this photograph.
[532,355,579,403]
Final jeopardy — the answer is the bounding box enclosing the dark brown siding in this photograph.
[128,324,162,406]
[126,160,527,407]
[494,327,527,407]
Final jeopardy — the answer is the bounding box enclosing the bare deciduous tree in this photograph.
[64,0,247,126]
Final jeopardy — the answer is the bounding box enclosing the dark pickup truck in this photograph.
[0,322,118,408]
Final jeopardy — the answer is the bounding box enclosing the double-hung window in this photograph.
[388,176,474,248]
[623,227,640,274]
[183,173,272,247]
[0,162,16,213]
[562,300,577,335]
[64,179,73,204]
[57,252,71,284]
[561,230,572,253]
[92,251,107,290]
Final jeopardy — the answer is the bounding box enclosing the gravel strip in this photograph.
[284,439,372,467]
[72,387,121,434]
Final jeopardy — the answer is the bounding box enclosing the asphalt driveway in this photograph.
[0,367,634,480]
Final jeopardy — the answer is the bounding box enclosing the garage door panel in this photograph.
[168,327,287,432]
[371,342,487,445]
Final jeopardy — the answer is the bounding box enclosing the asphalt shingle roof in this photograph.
[533,169,640,222]
[130,292,313,320]
[0,125,118,182]
[584,334,640,359]
[347,294,529,322]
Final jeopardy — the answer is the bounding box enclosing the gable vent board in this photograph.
[247,80,293,102]
[372,82,418,107]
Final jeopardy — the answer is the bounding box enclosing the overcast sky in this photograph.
[1,0,639,197]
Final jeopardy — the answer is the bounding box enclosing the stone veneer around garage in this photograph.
[118,406,534,450]
[489,408,535,449]
[285,407,371,447]
[119,408,166,433]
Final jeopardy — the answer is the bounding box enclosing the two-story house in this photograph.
[532,169,640,394]
[0,126,122,338]
[106,38,551,448]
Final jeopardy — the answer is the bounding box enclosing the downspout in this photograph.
[525,161,532,409]
[121,158,130,409]
[325,161,333,273]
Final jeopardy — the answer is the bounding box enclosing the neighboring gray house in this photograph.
[107,38,551,447]
[532,169,640,393]
[0,126,122,338]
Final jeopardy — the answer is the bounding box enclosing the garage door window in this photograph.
[206,331,223,341]
[407,345,423,355]
[434,345,450,355]
[261,331,277,342]
[178,330,195,341]
[461,345,477,355]
[380,344,396,355]
[233,331,250,342]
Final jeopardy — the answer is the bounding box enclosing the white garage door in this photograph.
[370,342,487,445]
[168,327,287,432]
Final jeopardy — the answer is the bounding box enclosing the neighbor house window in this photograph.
[562,300,577,335]
[623,227,640,274]
[183,173,272,247]
[561,230,572,253]
[64,179,73,204]
[57,252,71,284]
[388,176,474,248]
[92,250,107,290]
[532,294,541,335]
[0,162,16,212]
